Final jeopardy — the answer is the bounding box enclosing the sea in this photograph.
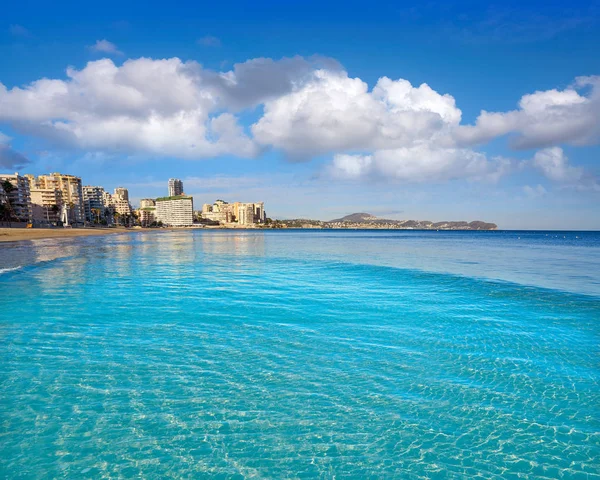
[1,230,599,479]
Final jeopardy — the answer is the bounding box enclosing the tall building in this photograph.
[114,187,129,201]
[35,173,84,224]
[82,186,106,223]
[253,202,266,223]
[237,203,256,225]
[168,178,183,197]
[155,195,193,226]
[236,202,266,225]
[112,187,132,217]
[0,172,32,222]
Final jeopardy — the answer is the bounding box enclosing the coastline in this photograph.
[0,227,132,243]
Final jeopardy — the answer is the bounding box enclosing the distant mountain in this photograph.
[322,213,497,230]
[329,213,382,223]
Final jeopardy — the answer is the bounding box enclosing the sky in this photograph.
[1,0,599,229]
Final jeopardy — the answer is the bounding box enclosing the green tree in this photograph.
[1,180,17,226]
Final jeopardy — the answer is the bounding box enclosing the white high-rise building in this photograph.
[155,195,193,226]
[168,178,183,197]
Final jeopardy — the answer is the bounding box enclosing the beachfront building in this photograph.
[99,188,132,225]
[30,187,63,225]
[237,203,255,225]
[33,173,84,224]
[139,199,156,227]
[202,199,233,223]
[0,172,32,222]
[112,187,132,215]
[155,195,193,226]
[83,186,106,223]
[201,199,266,225]
[139,207,156,227]
[168,178,183,197]
[253,202,266,224]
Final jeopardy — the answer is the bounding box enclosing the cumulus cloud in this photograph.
[329,145,512,183]
[0,133,30,169]
[251,68,515,182]
[0,58,257,158]
[89,39,123,56]
[455,76,600,149]
[0,55,596,185]
[532,147,583,183]
[252,69,461,157]
[211,56,340,110]
[0,56,339,160]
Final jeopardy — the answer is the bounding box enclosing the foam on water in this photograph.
[1,230,599,478]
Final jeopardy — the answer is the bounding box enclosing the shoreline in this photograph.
[0,227,134,243]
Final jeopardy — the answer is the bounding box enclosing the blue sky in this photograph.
[1,0,599,229]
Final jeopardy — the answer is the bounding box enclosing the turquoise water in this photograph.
[1,230,599,478]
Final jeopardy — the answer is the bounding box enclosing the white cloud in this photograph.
[330,145,512,183]
[252,69,461,157]
[455,76,600,149]
[89,39,123,56]
[532,147,583,183]
[0,58,257,158]
[0,55,596,186]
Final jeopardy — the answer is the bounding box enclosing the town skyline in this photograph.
[1,0,599,229]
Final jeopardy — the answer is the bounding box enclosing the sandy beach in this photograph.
[0,227,132,243]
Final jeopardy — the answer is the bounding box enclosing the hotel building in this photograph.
[155,195,193,226]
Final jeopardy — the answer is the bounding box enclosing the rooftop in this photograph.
[155,195,193,202]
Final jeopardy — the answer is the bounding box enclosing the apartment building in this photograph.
[82,186,106,223]
[155,195,193,226]
[34,173,84,224]
[168,178,183,197]
[30,188,63,224]
[0,172,32,222]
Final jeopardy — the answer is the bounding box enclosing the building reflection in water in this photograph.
[200,231,266,257]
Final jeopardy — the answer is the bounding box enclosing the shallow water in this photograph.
[1,230,599,478]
